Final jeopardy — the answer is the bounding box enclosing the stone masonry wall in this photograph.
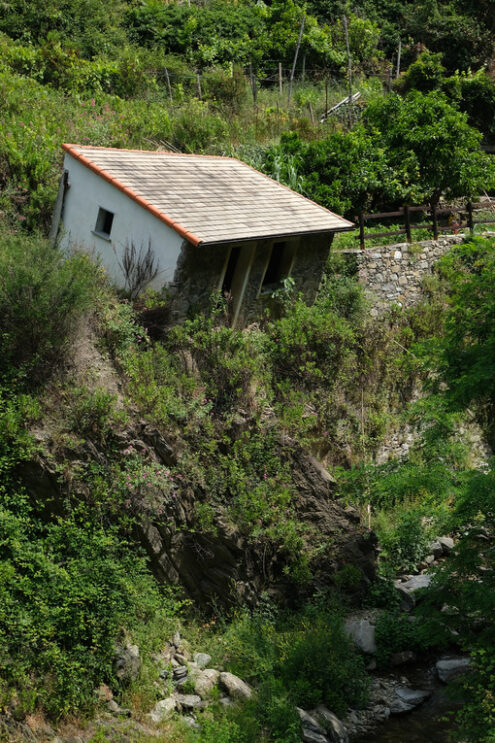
[169,232,333,326]
[341,233,492,466]
[340,235,464,316]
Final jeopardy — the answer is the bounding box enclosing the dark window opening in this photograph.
[262,242,286,288]
[222,246,241,295]
[95,207,114,238]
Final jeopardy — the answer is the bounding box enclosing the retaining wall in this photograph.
[340,235,464,315]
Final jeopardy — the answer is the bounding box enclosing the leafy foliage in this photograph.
[435,237,495,447]
[0,230,96,383]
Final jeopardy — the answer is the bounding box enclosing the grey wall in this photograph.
[340,236,464,316]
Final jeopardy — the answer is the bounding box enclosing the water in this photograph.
[355,667,458,743]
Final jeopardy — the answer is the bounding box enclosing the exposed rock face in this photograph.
[21,424,377,609]
[314,705,349,742]
[138,435,377,608]
[114,643,140,685]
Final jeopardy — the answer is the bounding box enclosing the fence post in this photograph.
[431,202,439,240]
[249,63,257,107]
[404,204,412,243]
[288,11,306,107]
[358,212,365,249]
[164,67,172,101]
[467,201,474,233]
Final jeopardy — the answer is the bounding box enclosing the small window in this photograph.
[261,242,286,288]
[94,207,114,238]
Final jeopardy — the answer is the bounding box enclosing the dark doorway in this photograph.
[222,246,241,295]
[262,242,286,288]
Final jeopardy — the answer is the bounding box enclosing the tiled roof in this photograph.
[62,144,353,246]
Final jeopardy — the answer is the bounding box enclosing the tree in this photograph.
[436,237,495,447]
[364,91,495,206]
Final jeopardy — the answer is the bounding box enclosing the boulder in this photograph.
[314,705,349,743]
[97,684,113,702]
[173,693,202,711]
[398,574,432,593]
[115,643,140,685]
[436,657,471,683]
[193,652,212,669]
[390,687,430,715]
[394,573,432,608]
[194,668,220,698]
[172,665,188,681]
[182,716,201,731]
[429,541,444,559]
[394,583,416,611]
[438,537,454,555]
[175,653,190,664]
[148,697,177,723]
[219,672,252,700]
[297,708,326,735]
[344,618,376,655]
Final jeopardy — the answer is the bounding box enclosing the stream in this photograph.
[355,666,458,743]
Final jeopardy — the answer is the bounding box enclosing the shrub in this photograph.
[267,297,356,388]
[277,607,369,714]
[170,313,269,413]
[0,507,145,718]
[0,231,95,384]
[67,386,117,441]
[215,604,369,722]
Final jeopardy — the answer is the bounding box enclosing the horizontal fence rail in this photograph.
[353,201,495,249]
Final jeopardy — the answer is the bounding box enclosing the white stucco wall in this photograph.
[59,153,184,292]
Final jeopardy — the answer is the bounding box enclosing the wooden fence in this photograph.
[354,201,495,249]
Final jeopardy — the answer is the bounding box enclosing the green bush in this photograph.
[0,231,95,384]
[67,386,117,441]
[267,296,356,388]
[0,506,146,717]
[170,312,269,413]
[214,604,368,723]
[277,607,369,714]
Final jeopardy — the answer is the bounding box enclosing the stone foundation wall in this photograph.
[340,235,464,316]
[169,232,333,326]
[168,240,230,321]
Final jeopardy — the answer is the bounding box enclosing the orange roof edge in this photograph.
[62,143,203,246]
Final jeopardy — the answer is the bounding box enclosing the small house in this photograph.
[54,144,353,326]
